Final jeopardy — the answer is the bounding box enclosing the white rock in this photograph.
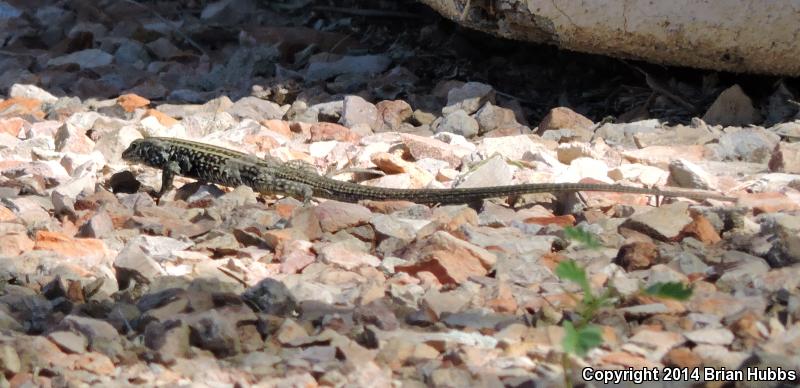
[9,84,58,103]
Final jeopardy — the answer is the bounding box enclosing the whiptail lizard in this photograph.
[121,137,736,204]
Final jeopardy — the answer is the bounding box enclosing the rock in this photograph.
[442,82,495,115]
[226,96,284,121]
[668,158,716,190]
[622,202,692,241]
[34,231,108,262]
[114,243,165,285]
[692,344,750,369]
[680,213,721,244]
[455,155,514,188]
[9,84,58,103]
[318,240,381,270]
[769,142,800,174]
[47,49,114,69]
[396,246,488,286]
[77,210,114,238]
[0,345,20,375]
[306,54,391,81]
[144,319,190,364]
[47,330,88,354]
[0,233,34,257]
[420,289,470,320]
[684,328,734,346]
[716,254,769,290]
[702,84,762,126]
[275,318,309,345]
[354,298,399,330]
[537,107,593,133]
[608,163,668,187]
[622,145,706,169]
[313,200,372,233]
[309,122,360,142]
[114,40,151,67]
[242,278,297,315]
[628,329,685,362]
[183,309,241,357]
[615,241,658,270]
[436,110,479,138]
[664,347,702,368]
[375,100,412,132]
[738,192,800,214]
[340,95,379,129]
[201,0,256,24]
[473,102,520,134]
[715,127,780,163]
[401,133,472,168]
[55,122,95,154]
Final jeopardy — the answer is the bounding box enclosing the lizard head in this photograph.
[122,138,168,167]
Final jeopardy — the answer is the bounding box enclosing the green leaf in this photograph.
[555,260,591,296]
[562,321,604,356]
[644,282,694,301]
[563,226,601,249]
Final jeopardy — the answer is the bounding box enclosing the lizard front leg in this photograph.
[156,160,181,202]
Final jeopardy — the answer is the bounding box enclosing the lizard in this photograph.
[121,137,736,205]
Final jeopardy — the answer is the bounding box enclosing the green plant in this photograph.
[557,226,695,387]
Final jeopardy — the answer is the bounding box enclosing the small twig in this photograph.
[217,266,248,288]
[622,60,697,113]
[312,6,419,19]
[460,0,472,21]
[120,0,208,57]
[495,89,536,104]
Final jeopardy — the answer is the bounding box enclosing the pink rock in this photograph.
[537,107,593,133]
[313,200,372,233]
[278,239,316,274]
[34,231,108,264]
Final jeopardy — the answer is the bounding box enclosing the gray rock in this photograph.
[114,243,165,285]
[201,0,256,25]
[306,55,391,81]
[684,328,734,346]
[242,278,297,315]
[442,82,495,115]
[340,95,379,129]
[146,38,181,60]
[716,127,780,163]
[473,102,520,134]
[716,253,770,291]
[78,210,114,238]
[702,84,762,126]
[47,330,88,354]
[183,309,241,357]
[354,298,399,330]
[226,96,284,121]
[48,49,113,69]
[622,202,692,241]
[144,319,190,364]
[421,289,470,320]
[673,252,710,275]
[668,158,716,190]
[436,110,479,138]
[114,40,151,67]
[594,120,660,146]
